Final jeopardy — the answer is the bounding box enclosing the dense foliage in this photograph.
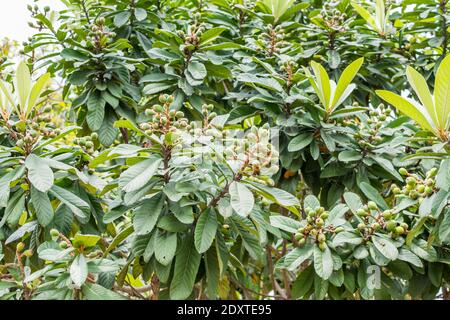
[0,0,449,300]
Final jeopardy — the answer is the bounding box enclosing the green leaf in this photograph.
[201,42,242,51]
[70,254,88,288]
[288,133,314,152]
[61,48,88,62]
[114,11,131,27]
[292,265,314,299]
[134,8,147,21]
[333,232,363,246]
[49,185,90,221]
[133,193,164,235]
[262,0,296,21]
[436,159,450,191]
[246,182,300,208]
[283,243,314,271]
[5,221,38,244]
[170,234,201,300]
[140,73,178,83]
[376,90,435,134]
[313,245,333,280]
[398,248,423,268]
[143,83,175,95]
[86,102,105,131]
[351,1,378,31]
[372,236,398,260]
[200,27,227,46]
[310,61,331,110]
[119,157,162,193]
[434,54,450,130]
[304,195,320,210]
[194,208,218,253]
[338,150,362,162]
[359,182,388,210]
[2,190,25,228]
[154,230,177,266]
[82,283,127,300]
[439,210,450,242]
[73,234,101,248]
[410,239,437,262]
[31,186,53,227]
[25,154,54,192]
[428,262,443,287]
[269,215,302,233]
[373,156,403,181]
[98,111,118,147]
[105,225,134,255]
[39,247,74,261]
[229,181,254,217]
[388,260,413,280]
[332,57,364,110]
[27,73,50,116]
[327,49,341,69]
[406,66,438,129]
[15,61,31,114]
[343,192,363,214]
[187,61,207,80]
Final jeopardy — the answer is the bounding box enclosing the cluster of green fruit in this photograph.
[74,133,98,155]
[224,124,280,179]
[391,167,437,201]
[140,95,189,135]
[11,106,60,151]
[279,60,298,87]
[256,25,287,56]
[320,0,348,31]
[346,103,392,148]
[50,229,70,249]
[186,104,223,141]
[88,17,116,51]
[295,206,344,250]
[178,13,205,50]
[355,201,409,240]
[15,241,33,259]
[26,4,50,31]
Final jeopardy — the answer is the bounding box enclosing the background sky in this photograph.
[0,0,66,41]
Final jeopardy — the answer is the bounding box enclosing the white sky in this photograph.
[0,0,66,41]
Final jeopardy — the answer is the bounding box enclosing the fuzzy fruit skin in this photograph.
[386,220,397,232]
[382,210,393,220]
[406,177,416,186]
[399,168,408,176]
[320,212,329,220]
[368,201,377,210]
[16,242,25,253]
[356,208,367,217]
[23,249,33,257]
[394,226,405,235]
[318,242,327,251]
[392,187,401,194]
[50,229,59,237]
[357,223,366,231]
[294,233,304,241]
[317,233,326,243]
[298,238,306,246]
[335,226,344,233]
[315,218,324,227]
